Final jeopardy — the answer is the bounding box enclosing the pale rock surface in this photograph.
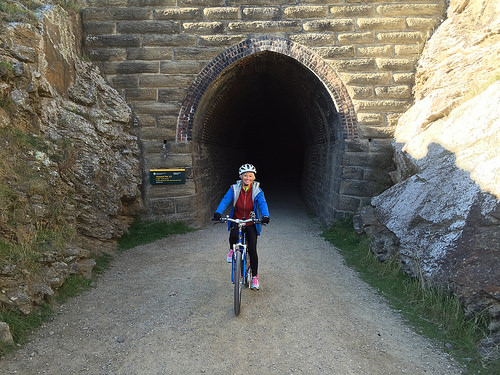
[357,0,500,359]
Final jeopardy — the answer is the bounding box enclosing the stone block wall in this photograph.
[81,0,446,224]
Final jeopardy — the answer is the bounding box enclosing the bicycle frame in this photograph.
[230,220,249,286]
[215,215,262,316]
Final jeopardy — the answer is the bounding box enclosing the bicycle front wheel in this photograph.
[234,250,243,316]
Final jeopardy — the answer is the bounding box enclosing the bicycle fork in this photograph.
[231,245,247,284]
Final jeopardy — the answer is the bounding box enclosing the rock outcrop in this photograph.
[0,5,143,323]
[355,0,499,360]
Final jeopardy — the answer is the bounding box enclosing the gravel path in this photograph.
[0,192,462,374]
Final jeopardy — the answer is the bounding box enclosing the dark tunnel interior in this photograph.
[192,51,341,212]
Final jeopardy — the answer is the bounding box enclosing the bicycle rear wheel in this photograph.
[234,250,243,316]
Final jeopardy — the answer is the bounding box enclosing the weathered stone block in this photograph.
[134,114,156,128]
[355,99,412,112]
[228,0,294,5]
[344,138,369,152]
[174,196,198,214]
[290,33,335,46]
[85,0,128,6]
[304,0,342,3]
[376,58,416,71]
[313,45,354,58]
[149,198,176,215]
[109,74,139,88]
[204,7,240,20]
[283,6,329,19]
[143,34,197,47]
[338,195,362,211]
[87,48,126,61]
[242,7,280,20]
[173,47,222,60]
[376,4,444,17]
[343,151,393,169]
[155,7,202,20]
[182,21,224,34]
[303,19,354,32]
[357,17,404,31]
[146,154,193,171]
[82,7,152,22]
[130,0,176,5]
[85,34,140,48]
[359,124,397,139]
[101,61,159,75]
[168,141,192,154]
[179,0,224,6]
[377,31,424,43]
[338,32,374,44]
[199,35,247,46]
[82,21,115,34]
[406,17,440,30]
[367,139,393,154]
[395,44,420,56]
[340,179,385,197]
[328,58,375,72]
[357,112,383,125]
[156,115,179,128]
[375,85,411,99]
[330,5,373,17]
[131,101,180,115]
[349,86,373,99]
[356,45,393,57]
[125,88,157,101]
[342,166,364,180]
[340,72,392,85]
[117,21,179,34]
[228,21,300,33]
[393,73,415,84]
[160,60,206,74]
[127,47,173,60]
[141,127,177,142]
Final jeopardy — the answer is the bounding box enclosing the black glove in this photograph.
[261,216,270,224]
[213,212,222,221]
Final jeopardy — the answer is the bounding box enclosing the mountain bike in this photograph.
[214,215,263,316]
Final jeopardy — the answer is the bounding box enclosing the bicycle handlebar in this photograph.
[212,216,264,225]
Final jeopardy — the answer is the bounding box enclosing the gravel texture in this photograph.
[0,192,462,374]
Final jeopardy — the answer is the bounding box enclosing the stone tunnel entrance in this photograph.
[178,37,358,224]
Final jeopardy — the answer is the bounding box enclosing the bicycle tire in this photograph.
[234,250,243,316]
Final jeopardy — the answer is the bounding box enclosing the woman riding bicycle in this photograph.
[213,163,270,290]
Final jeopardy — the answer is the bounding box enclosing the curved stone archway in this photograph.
[177,36,358,142]
[179,36,359,223]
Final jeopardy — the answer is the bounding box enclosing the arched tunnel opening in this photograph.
[191,51,344,221]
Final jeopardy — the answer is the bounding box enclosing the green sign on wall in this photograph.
[150,169,186,185]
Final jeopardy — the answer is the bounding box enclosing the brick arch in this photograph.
[177,35,357,142]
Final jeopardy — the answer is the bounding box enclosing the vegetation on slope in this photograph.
[322,217,498,375]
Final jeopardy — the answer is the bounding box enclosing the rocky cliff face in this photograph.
[0,5,143,319]
[355,0,499,360]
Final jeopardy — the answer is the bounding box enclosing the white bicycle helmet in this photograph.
[238,163,257,176]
